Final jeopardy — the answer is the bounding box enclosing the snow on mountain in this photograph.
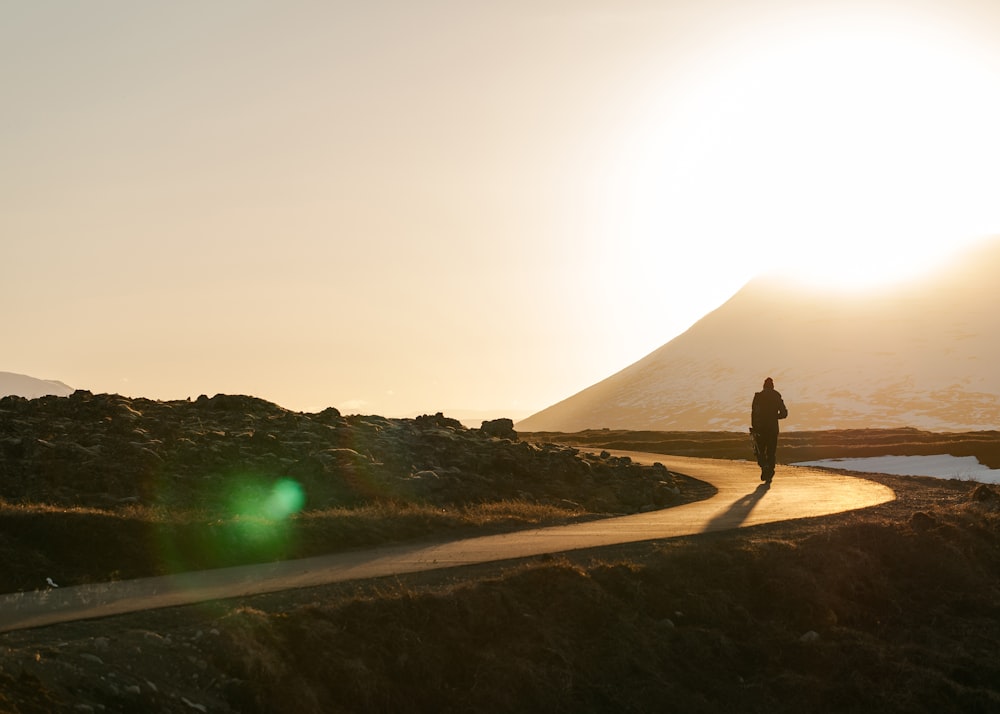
[519,239,1000,432]
[0,372,74,400]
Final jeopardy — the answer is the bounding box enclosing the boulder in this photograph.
[481,418,517,441]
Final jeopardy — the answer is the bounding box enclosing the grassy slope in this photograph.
[176,473,1000,714]
[0,499,610,593]
[2,430,1000,713]
[0,395,712,593]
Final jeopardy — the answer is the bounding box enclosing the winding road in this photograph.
[0,452,894,633]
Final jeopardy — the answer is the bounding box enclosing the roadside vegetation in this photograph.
[0,393,705,593]
[0,498,607,593]
[1,399,999,713]
[210,474,1000,713]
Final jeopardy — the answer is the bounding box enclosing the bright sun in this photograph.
[612,8,1000,291]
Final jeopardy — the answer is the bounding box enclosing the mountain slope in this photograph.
[519,239,1000,432]
[0,371,74,400]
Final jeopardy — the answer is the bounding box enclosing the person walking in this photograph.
[751,377,788,482]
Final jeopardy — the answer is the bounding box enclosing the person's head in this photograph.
[763,377,774,389]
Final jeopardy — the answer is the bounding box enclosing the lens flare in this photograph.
[262,478,306,520]
[229,477,306,521]
[153,475,308,578]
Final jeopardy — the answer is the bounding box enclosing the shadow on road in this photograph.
[703,482,770,533]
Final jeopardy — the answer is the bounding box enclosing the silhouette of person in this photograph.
[751,377,788,482]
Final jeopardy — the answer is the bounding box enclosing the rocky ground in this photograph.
[0,392,689,516]
[1,395,999,713]
[0,392,695,593]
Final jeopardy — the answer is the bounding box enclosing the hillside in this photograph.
[0,371,73,400]
[0,419,997,711]
[518,238,1000,433]
[0,392,698,594]
[1,396,999,711]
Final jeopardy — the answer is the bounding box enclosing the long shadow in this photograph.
[703,482,771,533]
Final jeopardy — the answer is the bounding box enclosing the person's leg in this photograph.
[754,431,765,468]
[763,430,778,480]
[756,430,770,479]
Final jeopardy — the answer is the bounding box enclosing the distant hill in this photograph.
[518,238,1000,432]
[0,371,74,400]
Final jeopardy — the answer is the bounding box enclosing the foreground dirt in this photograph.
[1,406,999,713]
[2,471,999,713]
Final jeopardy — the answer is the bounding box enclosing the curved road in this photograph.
[0,452,894,633]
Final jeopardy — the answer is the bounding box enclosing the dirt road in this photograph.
[0,453,893,633]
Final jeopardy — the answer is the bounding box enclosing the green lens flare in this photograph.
[263,478,306,520]
[230,477,306,521]
[153,474,307,577]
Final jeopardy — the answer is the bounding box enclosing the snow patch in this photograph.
[793,454,1000,484]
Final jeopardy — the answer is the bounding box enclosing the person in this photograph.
[751,377,788,482]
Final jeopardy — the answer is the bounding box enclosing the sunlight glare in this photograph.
[610,10,1000,292]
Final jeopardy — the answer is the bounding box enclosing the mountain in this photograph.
[0,372,74,400]
[518,239,1000,433]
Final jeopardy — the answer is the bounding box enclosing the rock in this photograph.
[313,406,342,423]
[2,437,25,459]
[909,511,937,532]
[970,483,1000,508]
[481,418,517,441]
[415,412,464,430]
[800,630,821,643]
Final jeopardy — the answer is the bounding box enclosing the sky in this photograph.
[4,0,1000,420]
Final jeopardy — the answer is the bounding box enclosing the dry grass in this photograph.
[3,431,1000,713]
[4,483,999,713]
[200,477,1000,713]
[0,496,591,592]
